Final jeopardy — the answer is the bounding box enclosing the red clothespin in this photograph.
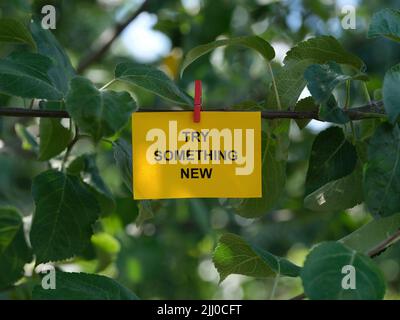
[194,80,202,123]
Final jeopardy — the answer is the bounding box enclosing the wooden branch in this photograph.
[0,100,386,120]
[368,229,400,258]
[76,0,149,73]
[0,108,69,118]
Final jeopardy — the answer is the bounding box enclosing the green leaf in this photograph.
[80,180,114,217]
[213,233,300,282]
[113,139,133,194]
[32,271,138,300]
[368,8,400,43]
[304,164,363,212]
[364,123,400,217]
[305,126,357,195]
[0,52,63,100]
[267,36,364,110]
[66,155,85,175]
[266,59,312,110]
[38,119,72,161]
[30,20,75,95]
[294,97,319,129]
[66,77,136,141]
[112,198,139,227]
[39,100,65,110]
[319,95,350,124]
[68,154,115,216]
[181,36,275,75]
[30,170,101,263]
[305,62,354,104]
[284,36,364,70]
[115,62,192,106]
[383,63,400,124]
[341,213,400,254]
[301,242,386,300]
[359,119,380,141]
[236,132,286,218]
[0,207,32,289]
[0,18,36,49]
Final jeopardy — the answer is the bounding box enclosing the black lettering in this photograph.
[186,150,194,160]
[195,150,202,160]
[154,150,162,161]
[165,150,173,161]
[180,167,212,179]
[200,168,212,178]
[192,131,201,142]
[181,168,190,179]
[191,168,199,178]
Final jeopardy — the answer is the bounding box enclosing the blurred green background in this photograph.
[0,0,400,299]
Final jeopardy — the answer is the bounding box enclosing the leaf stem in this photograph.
[100,79,116,91]
[61,125,80,171]
[269,272,280,300]
[101,138,114,145]
[29,99,35,110]
[345,80,357,143]
[349,121,357,143]
[344,80,351,110]
[267,62,282,110]
[362,82,372,103]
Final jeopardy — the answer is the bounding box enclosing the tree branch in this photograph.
[0,100,386,120]
[76,0,149,74]
[368,229,400,258]
[0,108,69,118]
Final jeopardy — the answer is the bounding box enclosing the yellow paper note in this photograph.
[132,111,261,199]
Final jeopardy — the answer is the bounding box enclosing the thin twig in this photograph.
[0,100,386,120]
[267,62,282,110]
[362,82,372,103]
[100,79,116,91]
[290,293,306,300]
[29,99,35,110]
[76,0,149,73]
[61,125,80,171]
[368,229,400,258]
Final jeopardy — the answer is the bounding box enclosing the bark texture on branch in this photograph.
[0,100,386,120]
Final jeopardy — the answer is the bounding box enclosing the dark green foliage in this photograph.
[0,2,399,301]
[305,127,357,195]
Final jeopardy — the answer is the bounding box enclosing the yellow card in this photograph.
[132,111,261,199]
